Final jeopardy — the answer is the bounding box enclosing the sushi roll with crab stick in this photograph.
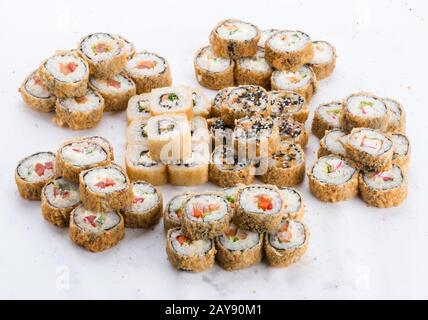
[391,133,410,172]
[276,117,309,148]
[163,193,192,232]
[308,41,337,80]
[194,46,234,90]
[311,101,344,139]
[279,187,305,221]
[191,88,211,118]
[19,70,56,112]
[317,129,348,158]
[307,155,359,202]
[116,35,135,60]
[15,152,56,200]
[384,98,406,133]
[166,228,216,272]
[257,29,280,48]
[149,86,193,119]
[126,119,148,144]
[41,178,80,227]
[125,51,172,94]
[126,93,151,124]
[191,116,210,144]
[209,19,260,59]
[268,90,309,124]
[264,219,309,268]
[69,205,125,252]
[234,48,272,89]
[210,87,232,117]
[207,118,234,147]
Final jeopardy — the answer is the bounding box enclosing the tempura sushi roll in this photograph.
[309,41,337,80]
[234,49,272,89]
[121,181,163,228]
[181,192,231,240]
[271,66,317,102]
[215,222,263,271]
[80,136,114,161]
[149,86,193,119]
[89,74,136,112]
[69,205,125,252]
[19,70,56,112]
[391,134,410,172]
[78,32,127,78]
[317,129,348,158]
[207,117,233,147]
[234,185,284,233]
[191,116,210,144]
[79,164,132,212]
[166,228,216,272]
[126,93,151,124]
[265,30,313,70]
[210,87,232,117]
[116,35,135,60]
[307,155,359,202]
[268,90,309,123]
[311,101,343,139]
[163,193,190,231]
[264,219,309,268]
[125,51,172,94]
[257,29,279,48]
[222,185,242,217]
[275,117,309,148]
[384,98,406,133]
[39,51,89,98]
[209,19,260,59]
[359,165,408,208]
[125,143,167,185]
[191,88,211,118]
[15,152,56,200]
[279,187,305,221]
[345,128,393,171]
[41,178,80,227]
[126,119,148,144]
[194,46,234,90]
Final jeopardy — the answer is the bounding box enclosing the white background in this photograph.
[0,0,427,299]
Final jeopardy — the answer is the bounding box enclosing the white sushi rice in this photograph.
[323,129,348,156]
[167,194,188,223]
[269,91,305,117]
[391,134,409,158]
[268,30,310,52]
[184,194,228,223]
[84,166,127,193]
[80,33,122,62]
[74,206,121,233]
[239,186,283,215]
[223,186,240,205]
[258,29,279,47]
[127,119,148,142]
[237,49,271,73]
[58,89,101,112]
[216,20,258,41]
[150,86,192,112]
[310,41,335,65]
[90,74,134,94]
[312,156,356,185]
[61,142,107,167]
[127,144,160,168]
[191,116,210,143]
[128,182,159,213]
[147,116,180,138]
[346,94,387,118]
[195,46,231,73]
[170,229,212,256]
[348,128,392,155]
[191,88,210,117]
[25,71,51,98]
[279,188,302,215]
[117,35,135,58]
[269,219,305,250]
[218,222,260,251]
[81,136,112,155]
[362,165,403,190]
[383,98,403,124]
[45,178,80,208]
[271,66,313,90]
[17,152,55,183]
[125,52,167,77]
[316,102,343,127]
[127,94,151,120]
[45,54,87,83]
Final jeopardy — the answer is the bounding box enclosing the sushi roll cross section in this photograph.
[311,101,344,139]
[191,88,211,118]
[222,185,242,217]
[269,90,308,124]
[257,29,280,48]
[234,48,272,89]
[149,86,193,119]
[191,116,210,144]
[391,134,410,172]
[208,118,234,147]
[383,98,406,133]
[116,35,135,60]
[127,119,148,144]
[275,117,309,148]
[318,129,348,158]
[127,93,151,124]
[19,70,56,113]
[210,87,232,117]
[163,193,190,232]
[309,41,337,80]
[279,187,305,221]
[80,136,114,161]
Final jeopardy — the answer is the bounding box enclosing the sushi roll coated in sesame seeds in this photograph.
[191,116,210,144]
[279,187,305,221]
[163,193,192,232]
[150,86,193,119]
[275,117,309,148]
[210,87,232,117]
[391,134,410,172]
[257,29,280,48]
[311,101,344,139]
[207,117,234,147]
[191,88,211,118]
[19,70,56,112]
[126,119,148,144]
[116,35,135,60]
[309,41,337,80]
[383,98,406,133]
[317,129,348,158]
[126,93,151,124]
[268,90,309,123]
[235,48,272,89]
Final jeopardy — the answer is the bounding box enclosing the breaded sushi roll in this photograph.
[78,33,127,78]
[126,119,148,144]
[166,228,216,272]
[257,29,280,48]
[191,88,211,118]
[89,74,136,112]
[19,70,56,112]
[209,19,260,59]
[54,89,104,130]
[80,136,114,161]
[359,165,408,208]
[317,129,348,158]
[210,87,232,117]
[41,178,80,227]
[384,98,406,133]
[234,184,284,233]
[234,49,272,89]
[39,51,89,98]
[69,205,125,252]
[268,90,309,123]
[79,164,132,212]
[163,193,190,232]
[271,66,317,102]
[191,116,210,144]
[391,134,410,172]
[309,41,337,80]
[311,101,343,139]
[278,187,304,221]
[275,117,309,148]
[265,30,313,71]
[207,117,233,147]
[126,93,151,124]
[15,152,56,200]
[125,51,172,94]
[264,219,309,268]
[116,35,135,60]
[194,46,234,90]
[345,128,393,171]
[121,181,163,228]
[149,86,193,119]
[307,155,359,202]
[215,222,263,271]
[222,185,242,217]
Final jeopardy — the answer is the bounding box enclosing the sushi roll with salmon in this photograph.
[257,29,279,48]
[116,35,135,60]
[207,118,233,147]
[384,98,406,133]
[279,187,305,221]
[163,193,191,232]
[210,87,232,117]
[268,90,309,123]
[311,101,343,139]
[391,134,410,172]
[275,117,309,148]
[166,228,216,272]
[69,205,125,252]
[126,119,148,144]
[317,129,348,158]
[15,152,56,200]
[307,155,359,202]
[191,88,211,118]
[234,49,272,89]
[149,86,193,119]
[309,41,337,80]
[126,93,151,124]
[191,116,210,144]
[41,178,80,227]
[19,70,56,112]
[271,66,317,102]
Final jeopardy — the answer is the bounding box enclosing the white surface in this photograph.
[0,0,427,300]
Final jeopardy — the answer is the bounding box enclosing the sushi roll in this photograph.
[359,165,408,208]
[384,98,406,133]
[89,74,136,112]
[166,228,216,272]
[264,219,309,268]
[265,30,313,71]
[79,136,114,161]
[149,86,193,119]
[126,93,151,124]
[268,90,309,123]
[307,155,359,202]
[391,134,410,172]
[121,181,163,228]
[41,178,80,227]
[78,33,127,78]
[222,185,242,217]
[215,222,263,271]
[69,205,125,252]
[163,193,191,232]
[194,46,234,90]
[210,87,232,117]
[124,51,172,94]
[79,164,132,212]
[234,184,284,233]
[345,128,393,171]
[257,29,280,48]
[234,48,272,89]
[317,129,348,158]
[19,70,56,112]
[311,101,343,139]
[271,66,317,102]
[309,41,337,80]
[209,146,255,187]
[54,89,104,130]
[15,152,56,200]
[207,117,234,147]
[126,119,148,144]
[125,143,167,185]
[181,192,232,240]
[191,88,211,118]
[278,187,305,221]
[260,142,305,187]
[191,116,210,144]
[38,51,89,98]
[275,117,309,148]
[116,35,135,60]
[209,19,260,59]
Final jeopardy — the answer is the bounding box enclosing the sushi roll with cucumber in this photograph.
[15,152,56,200]
[166,228,216,272]
[234,49,272,89]
[384,98,406,133]
[69,205,125,252]
[191,88,211,118]
[391,134,410,172]
[126,119,148,144]
[309,41,337,80]
[317,129,348,158]
[268,90,308,123]
[207,117,233,147]
[311,101,343,139]
[191,116,210,144]
[41,178,80,227]
[222,185,242,217]
[275,117,309,148]
[257,29,279,48]
[210,87,232,117]
[163,193,191,232]
[126,93,151,124]
[79,136,114,161]
[149,86,193,119]
[19,70,56,112]
[116,35,135,60]
[279,187,305,221]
